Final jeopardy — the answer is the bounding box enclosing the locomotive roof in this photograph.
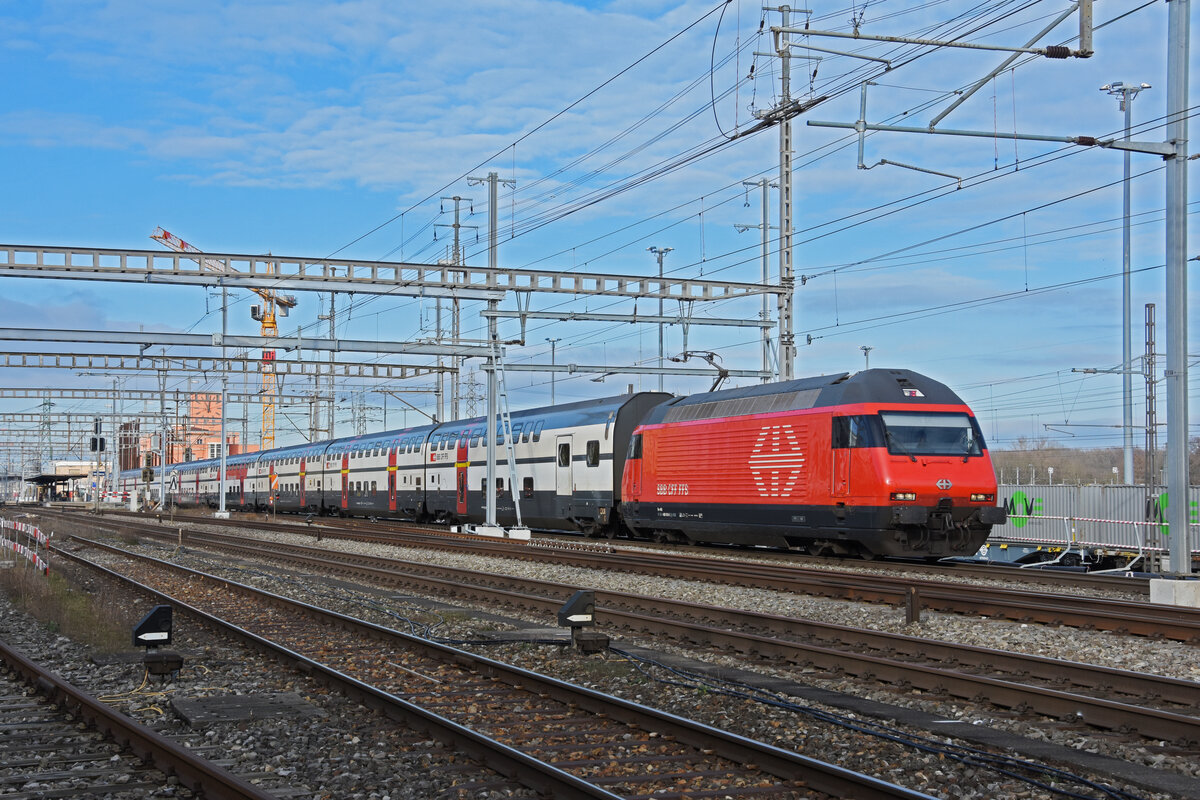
[643,369,966,425]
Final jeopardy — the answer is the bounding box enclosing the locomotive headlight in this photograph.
[970,493,994,502]
[890,492,917,501]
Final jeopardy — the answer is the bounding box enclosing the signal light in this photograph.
[970,493,995,502]
[890,492,917,501]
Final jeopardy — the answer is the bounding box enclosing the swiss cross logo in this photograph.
[749,423,806,498]
[936,479,953,490]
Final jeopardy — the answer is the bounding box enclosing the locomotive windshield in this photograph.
[879,411,984,457]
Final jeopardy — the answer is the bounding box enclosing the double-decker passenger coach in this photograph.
[425,393,669,534]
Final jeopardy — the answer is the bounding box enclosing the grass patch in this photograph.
[0,564,132,654]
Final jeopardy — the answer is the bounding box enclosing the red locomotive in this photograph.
[620,369,1006,558]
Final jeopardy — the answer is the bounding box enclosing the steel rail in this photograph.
[0,635,277,800]
[53,536,936,800]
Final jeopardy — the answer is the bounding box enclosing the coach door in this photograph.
[387,448,397,512]
[455,437,468,516]
[299,458,306,507]
[556,435,573,509]
[340,453,350,509]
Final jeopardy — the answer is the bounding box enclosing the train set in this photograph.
[119,369,1006,559]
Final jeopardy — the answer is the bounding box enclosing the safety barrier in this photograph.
[0,517,50,575]
[992,484,1200,557]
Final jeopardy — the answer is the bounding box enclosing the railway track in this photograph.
[50,515,1200,747]
[0,633,275,800]
[81,506,1153,593]
[37,509,1199,642]
[52,536,936,800]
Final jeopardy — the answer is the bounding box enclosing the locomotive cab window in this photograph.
[832,415,883,448]
[586,440,600,467]
[879,411,984,457]
[627,433,642,459]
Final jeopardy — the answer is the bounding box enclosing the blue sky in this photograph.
[0,0,1196,458]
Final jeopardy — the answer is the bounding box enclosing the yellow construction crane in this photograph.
[151,227,297,451]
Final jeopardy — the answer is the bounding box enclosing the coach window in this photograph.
[532,420,544,442]
[586,440,600,467]
[371,481,377,493]
[522,477,534,498]
[558,442,571,467]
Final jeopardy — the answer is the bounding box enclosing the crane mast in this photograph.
[150,227,296,451]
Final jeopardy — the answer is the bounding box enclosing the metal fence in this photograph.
[991,484,1200,557]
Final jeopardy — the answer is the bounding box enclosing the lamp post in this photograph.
[546,338,561,405]
[647,246,673,392]
[1101,80,1150,484]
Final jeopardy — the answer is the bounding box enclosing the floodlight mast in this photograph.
[1101,81,1151,485]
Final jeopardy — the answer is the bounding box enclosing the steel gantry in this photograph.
[0,239,779,526]
[0,387,320,404]
[0,243,768,304]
